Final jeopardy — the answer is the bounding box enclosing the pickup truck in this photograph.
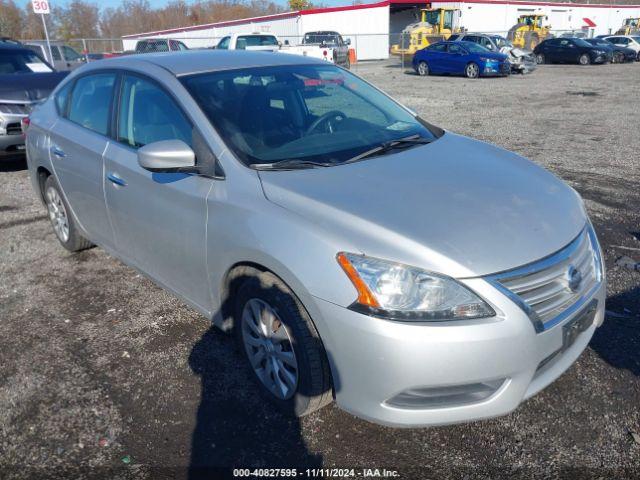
[215,33,280,52]
[281,31,351,69]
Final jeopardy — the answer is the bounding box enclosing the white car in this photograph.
[604,35,640,60]
[215,33,280,52]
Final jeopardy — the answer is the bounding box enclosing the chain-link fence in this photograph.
[21,28,616,73]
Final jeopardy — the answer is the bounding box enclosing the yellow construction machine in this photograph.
[390,7,462,56]
[507,14,552,50]
[616,17,640,35]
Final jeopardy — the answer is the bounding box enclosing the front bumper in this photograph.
[482,61,510,76]
[309,227,605,427]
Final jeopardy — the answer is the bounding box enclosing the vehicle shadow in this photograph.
[0,156,27,172]
[590,286,640,377]
[187,283,326,478]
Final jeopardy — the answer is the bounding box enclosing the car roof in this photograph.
[85,50,327,77]
[0,42,35,53]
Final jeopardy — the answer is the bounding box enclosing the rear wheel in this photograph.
[416,60,429,76]
[536,53,545,64]
[465,62,480,79]
[235,270,333,417]
[44,176,93,252]
[578,53,591,65]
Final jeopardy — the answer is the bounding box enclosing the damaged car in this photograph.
[0,41,68,159]
[449,33,537,74]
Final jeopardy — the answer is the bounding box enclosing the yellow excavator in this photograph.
[616,17,640,35]
[390,7,462,56]
[507,14,552,50]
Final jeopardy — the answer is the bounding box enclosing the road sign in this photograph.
[32,0,51,15]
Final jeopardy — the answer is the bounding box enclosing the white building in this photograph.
[122,0,640,60]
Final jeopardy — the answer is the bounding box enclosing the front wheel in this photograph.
[578,53,591,65]
[465,62,480,79]
[235,271,333,417]
[613,51,624,63]
[44,176,93,252]
[416,60,429,76]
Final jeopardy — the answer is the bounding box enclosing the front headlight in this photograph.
[337,253,495,321]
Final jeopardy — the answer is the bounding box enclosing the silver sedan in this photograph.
[25,50,605,427]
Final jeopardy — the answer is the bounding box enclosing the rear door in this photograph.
[103,72,212,310]
[48,72,117,247]
[423,43,447,73]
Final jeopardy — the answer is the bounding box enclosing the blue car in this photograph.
[412,41,510,78]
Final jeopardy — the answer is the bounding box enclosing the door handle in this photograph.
[107,173,127,187]
[51,146,66,158]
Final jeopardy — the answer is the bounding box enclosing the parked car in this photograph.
[584,38,636,63]
[448,33,536,73]
[280,31,351,68]
[134,38,189,53]
[216,33,280,52]
[533,37,612,64]
[25,51,605,427]
[24,41,85,71]
[603,35,640,60]
[0,42,67,159]
[413,41,510,78]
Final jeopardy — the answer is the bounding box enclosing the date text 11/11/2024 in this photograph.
[233,468,401,478]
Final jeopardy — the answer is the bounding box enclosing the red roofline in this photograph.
[123,0,640,38]
[431,0,640,8]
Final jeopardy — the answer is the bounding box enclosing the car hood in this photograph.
[258,132,586,278]
[0,72,68,103]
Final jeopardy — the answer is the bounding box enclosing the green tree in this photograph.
[288,0,311,11]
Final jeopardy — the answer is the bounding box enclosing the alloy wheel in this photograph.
[241,298,299,400]
[466,63,479,78]
[579,54,590,65]
[417,61,429,76]
[46,186,69,243]
[536,53,545,64]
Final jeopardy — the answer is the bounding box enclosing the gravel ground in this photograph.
[1,61,639,479]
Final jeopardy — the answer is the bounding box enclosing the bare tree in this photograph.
[0,0,23,39]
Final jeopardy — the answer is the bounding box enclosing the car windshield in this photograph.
[633,36,640,42]
[464,43,490,53]
[239,35,278,47]
[304,33,338,45]
[0,50,52,74]
[183,64,439,167]
[572,38,592,48]
[491,36,511,48]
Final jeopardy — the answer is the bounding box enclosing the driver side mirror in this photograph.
[345,38,351,46]
[137,140,197,173]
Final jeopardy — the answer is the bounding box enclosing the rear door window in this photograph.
[67,73,116,136]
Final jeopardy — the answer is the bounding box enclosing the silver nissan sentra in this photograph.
[25,50,605,427]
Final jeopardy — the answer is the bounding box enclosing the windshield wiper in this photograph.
[344,135,433,164]
[250,159,333,170]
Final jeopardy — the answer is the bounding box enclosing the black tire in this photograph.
[613,51,623,63]
[344,55,351,70]
[465,61,480,79]
[43,175,93,252]
[234,270,333,417]
[416,60,429,76]
[578,53,591,65]
[536,53,545,64]
[637,51,640,62]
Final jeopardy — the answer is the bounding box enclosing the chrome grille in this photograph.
[0,103,30,115]
[488,226,602,332]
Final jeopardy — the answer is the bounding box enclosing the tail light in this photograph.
[323,50,328,57]
[21,116,30,134]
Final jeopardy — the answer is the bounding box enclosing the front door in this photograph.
[49,72,116,248]
[103,73,212,310]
